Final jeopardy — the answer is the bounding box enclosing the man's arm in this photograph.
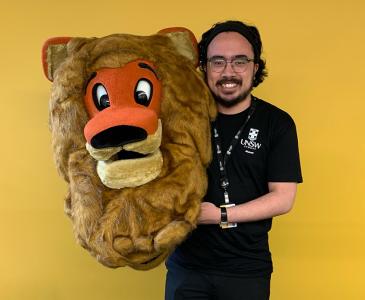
[197,182,297,224]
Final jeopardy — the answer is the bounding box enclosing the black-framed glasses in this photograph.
[207,56,254,73]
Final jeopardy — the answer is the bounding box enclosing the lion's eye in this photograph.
[135,79,152,107]
[92,84,110,111]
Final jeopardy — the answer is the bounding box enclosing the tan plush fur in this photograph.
[46,31,216,269]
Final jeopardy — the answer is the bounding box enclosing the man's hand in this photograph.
[197,202,220,224]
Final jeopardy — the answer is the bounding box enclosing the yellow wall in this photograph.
[1,0,364,299]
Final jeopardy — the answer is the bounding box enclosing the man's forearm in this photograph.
[197,182,297,225]
[227,182,297,223]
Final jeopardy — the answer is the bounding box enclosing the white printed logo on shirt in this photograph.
[248,128,259,141]
[241,128,261,154]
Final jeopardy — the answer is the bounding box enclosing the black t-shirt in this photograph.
[169,97,303,277]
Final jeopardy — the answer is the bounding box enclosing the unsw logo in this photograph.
[241,128,261,154]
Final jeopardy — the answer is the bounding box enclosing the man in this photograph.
[165,20,302,300]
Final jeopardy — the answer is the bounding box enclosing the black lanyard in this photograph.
[212,97,257,204]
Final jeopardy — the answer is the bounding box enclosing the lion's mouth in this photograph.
[114,150,148,161]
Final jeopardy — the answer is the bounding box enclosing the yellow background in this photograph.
[1,0,364,299]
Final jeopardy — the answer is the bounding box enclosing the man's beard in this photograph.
[212,77,254,108]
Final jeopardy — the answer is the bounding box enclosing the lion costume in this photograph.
[42,28,216,269]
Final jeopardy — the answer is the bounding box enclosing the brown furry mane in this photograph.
[48,31,216,269]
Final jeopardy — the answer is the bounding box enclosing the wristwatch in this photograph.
[219,205,237,228]
[220,206,228,225]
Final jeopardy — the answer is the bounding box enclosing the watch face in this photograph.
[220,206,228,223]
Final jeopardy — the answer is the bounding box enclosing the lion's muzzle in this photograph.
[85,119,163,189]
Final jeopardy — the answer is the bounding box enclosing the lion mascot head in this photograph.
[42,28,216,269]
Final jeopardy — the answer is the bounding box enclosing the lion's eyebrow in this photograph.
[138,62,159,79]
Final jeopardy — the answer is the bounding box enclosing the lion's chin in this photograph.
[96,149,163,189]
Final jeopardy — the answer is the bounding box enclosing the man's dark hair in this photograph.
[198,20,267,87]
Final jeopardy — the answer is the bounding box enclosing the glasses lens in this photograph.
[210,59,226,72]
[231,58,250,72]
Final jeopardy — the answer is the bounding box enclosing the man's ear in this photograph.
[42,37,72,81]
[254,63,259,75]
[158,27,198,67]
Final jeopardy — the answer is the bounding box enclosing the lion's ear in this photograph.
[158,27,198,67]
[42,37,90,81]
[42,37,72,81]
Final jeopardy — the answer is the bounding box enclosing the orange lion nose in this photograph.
[83,60,162,147]
[84,106,157,148]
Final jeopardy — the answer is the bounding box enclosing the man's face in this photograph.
[206,31,258,108]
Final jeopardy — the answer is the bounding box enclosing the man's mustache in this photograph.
[216,77,242,85]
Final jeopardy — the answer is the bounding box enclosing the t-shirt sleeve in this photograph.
[266,113,303,183]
